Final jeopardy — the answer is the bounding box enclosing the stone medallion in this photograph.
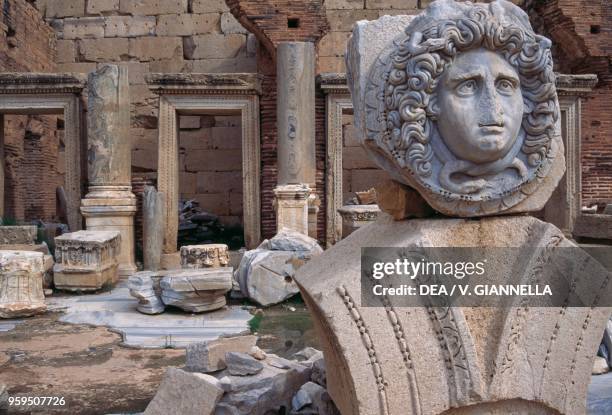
[346,0,565,216]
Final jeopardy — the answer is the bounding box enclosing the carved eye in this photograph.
[456,79,477,95]
[496,79,515,94]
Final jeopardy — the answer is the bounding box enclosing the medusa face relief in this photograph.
[436,48,524,164]
[352,0,564,216]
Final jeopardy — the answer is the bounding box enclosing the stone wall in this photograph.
[178,115,243,227]
[1,0,60,223]
[341,113,386,204]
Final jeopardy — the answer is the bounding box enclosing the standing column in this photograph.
[274,42,316,236]
[0,114,4,220]
[80,64,137,277]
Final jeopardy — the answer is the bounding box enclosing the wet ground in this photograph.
[0,297,319,415]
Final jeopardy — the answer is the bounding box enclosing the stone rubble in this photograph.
[234,228,323,306]
[143,367,224,415]
[225,351,264,376]
[148,345,337,415]
[186,335,258,373]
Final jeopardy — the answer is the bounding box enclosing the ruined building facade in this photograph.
[1,0,610,251]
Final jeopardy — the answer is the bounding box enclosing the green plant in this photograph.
[0,217,17,226]
[247,313,263,333]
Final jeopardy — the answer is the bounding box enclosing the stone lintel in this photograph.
[0,72,87,94]
[555,73,598,96]
[317,72,349,95]
[146,73,263,95]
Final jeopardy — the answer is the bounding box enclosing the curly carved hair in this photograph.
[384,5,558,179]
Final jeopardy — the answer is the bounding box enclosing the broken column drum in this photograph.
[274,42,316,235]
[80,64,137,277]
[295,1,612,415]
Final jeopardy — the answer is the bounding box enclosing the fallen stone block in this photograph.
[144,367,223,415]
[593,356,610,375]
[128,271,165,314]
[186,334,257,373]
[0,251,46,318]
[160,268,233,313]
[226,352,264,376]
[214,354,312,415]
[53,230,120,292]
[291,381,339,415]
[180,243,230,269]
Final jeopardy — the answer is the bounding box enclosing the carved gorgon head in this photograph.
[357,0,563,216]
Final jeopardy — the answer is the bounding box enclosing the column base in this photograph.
[274,184,310,235]
[81,193,137,278]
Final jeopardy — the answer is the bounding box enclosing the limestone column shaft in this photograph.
[0,114,4,219]
[81,64,136,277]
[276,41,316,186]
[275,42,316,235]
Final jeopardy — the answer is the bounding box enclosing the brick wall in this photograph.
[526,0,612,208]
[0,0,60,223]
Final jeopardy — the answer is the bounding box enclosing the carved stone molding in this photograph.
[148,74,262,253]
[0,74,86,231]
[146,73,263,95]
[320,74,353,246]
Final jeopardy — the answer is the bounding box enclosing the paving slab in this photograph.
[588,372,612,414]
[46,281,251,348]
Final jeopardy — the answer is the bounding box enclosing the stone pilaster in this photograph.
[80,64,137,277]
[274,184,310,235]
[275,42,316,235]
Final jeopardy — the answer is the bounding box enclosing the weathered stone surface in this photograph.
[128,271,165,314]
[236,229,322,306]
[63,17,105,39]
[186,34,246,59]
[0,226,37,245]
[295,214,612,415]
[249,345,266,361]
[277,42,316,186]
[86,0,119,14]
[221,12,248,34]
[186,335,257,373]
[346,1,565,217]
[604,319,612,368]
[375,179,434,220]
[291,381,338,415]
[180,244,229,269]
[143,186,164,271]
[226,351,264,376]
[274,185,311,235]
[160,268,233,312]
[129,36,183,61]
[214,354,312,415]
[267,228,324,254]
[574,214,612,240]
[338,204,381,238]
[157,13,220,36]
[53,230,121,291]
[144,367,223,415]
[0,251,46,318]
[119,0,188,15]
[593,357,610,375]
[103,16,156,38]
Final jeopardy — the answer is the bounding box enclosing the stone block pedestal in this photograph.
[160,268,233,313]
[274,184,310,235]
[53,230,121,292]
[0,251,46,318]
[81,191,137,277]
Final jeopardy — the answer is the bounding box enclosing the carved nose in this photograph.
[478,83,504,127]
